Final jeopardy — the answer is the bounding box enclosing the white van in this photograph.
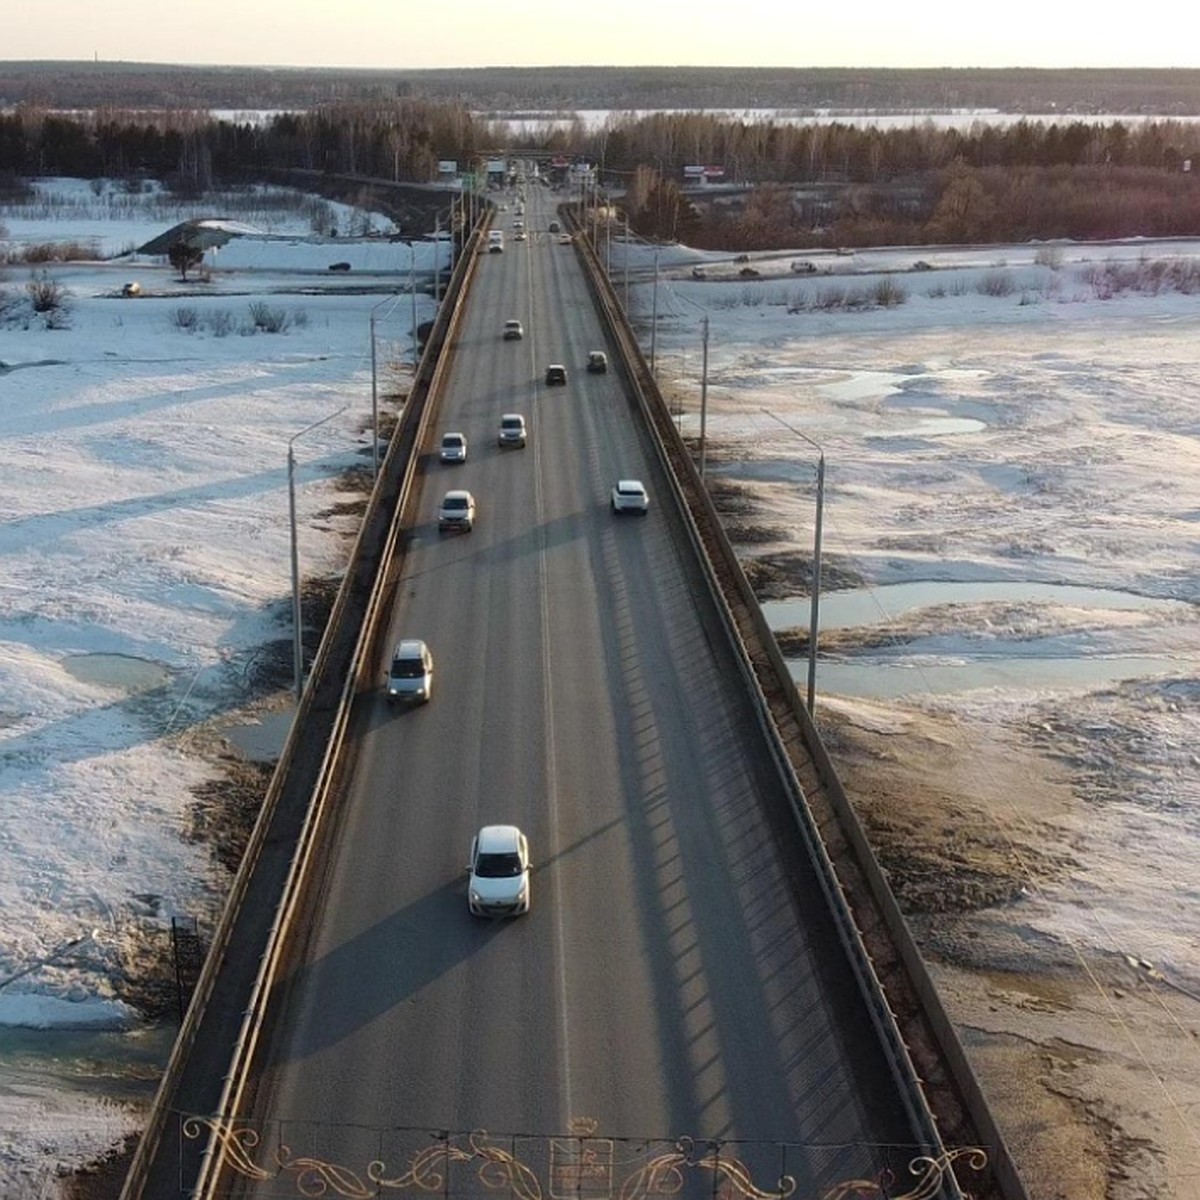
[487,229,504,253]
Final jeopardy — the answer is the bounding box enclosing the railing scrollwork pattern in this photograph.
[183,1116,986,1200]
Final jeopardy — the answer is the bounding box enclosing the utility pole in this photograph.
[699,316,710,481]
[762,410,826,715]
[288,406,349,699]
[650,242,660,375]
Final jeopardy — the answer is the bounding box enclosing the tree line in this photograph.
[2,103,1199,247]
[0,101,481,193]
[631,163,1200,251]
[4,62,1200,115]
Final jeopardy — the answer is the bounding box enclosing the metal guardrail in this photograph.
[118,214,489,1200]
[567,211,1028,1200]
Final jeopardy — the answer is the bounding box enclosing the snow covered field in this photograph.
[634,235,1200,962]
[3,177,1200,1193]
[0,179,439,1192]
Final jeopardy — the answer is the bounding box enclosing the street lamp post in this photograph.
[369,294,407,479]
[699,315,710,481]
[623,215,630,312]
[410,248,418,359]
[288,406,349,700]
[432,200,455,304]
[650,242,660,374]
[433,210,443,304]
[763,410,825,715]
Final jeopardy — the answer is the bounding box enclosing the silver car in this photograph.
[498,413,527,448]
[387,639,433,704]
[438,489,476,532]
[467,825,530,917]
[439,432,467,463]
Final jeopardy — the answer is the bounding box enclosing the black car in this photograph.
[545,364,568,386]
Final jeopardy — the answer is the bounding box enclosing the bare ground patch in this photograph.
[819,698,1163,1199]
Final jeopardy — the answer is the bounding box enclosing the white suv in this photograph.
[611,479,649,514]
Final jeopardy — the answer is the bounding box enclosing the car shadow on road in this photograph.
[268,878,505,1063]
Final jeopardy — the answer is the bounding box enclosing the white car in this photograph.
[438,489,476,532]
[611,479,649,514]
[468,825,530,917]
[439,432,467,463]
[503,319,524,340]
[386,639,433,704]
[498,413,527,448]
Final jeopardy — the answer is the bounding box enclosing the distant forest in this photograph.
[4,62,1200,115]
[3,91,1200,250]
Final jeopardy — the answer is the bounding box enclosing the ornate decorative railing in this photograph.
[184,1116,986,1200]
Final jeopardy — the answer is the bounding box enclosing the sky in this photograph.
[5,0,1198,71]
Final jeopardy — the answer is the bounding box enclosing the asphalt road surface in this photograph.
[233,180,922,1198]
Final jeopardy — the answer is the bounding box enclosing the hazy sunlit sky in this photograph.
[5,0,1195,70]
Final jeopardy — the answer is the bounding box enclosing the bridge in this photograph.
[118,174,1023,1200]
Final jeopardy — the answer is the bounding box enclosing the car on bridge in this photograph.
[438,490,476,532]
[439,432,467,463]
[467,825,531,917]
[611,479,649,514]
[503,319,524,340]
[386,639,434,704]
[498,413,527,448]
[586,351,608,374]
[545,363,568,386]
